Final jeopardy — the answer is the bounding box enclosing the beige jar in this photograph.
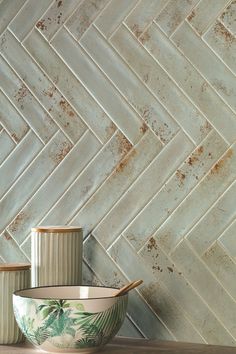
[31,226,83,287]
[0,263,30,344]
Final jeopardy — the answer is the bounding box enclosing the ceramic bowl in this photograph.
[13,285,128,353]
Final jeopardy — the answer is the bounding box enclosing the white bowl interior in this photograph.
[15,286,118,299]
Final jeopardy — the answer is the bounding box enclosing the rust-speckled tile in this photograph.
[0,0,236,346]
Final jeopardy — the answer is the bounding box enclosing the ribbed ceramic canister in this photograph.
[0,263,30,344]
[31,226,83,287]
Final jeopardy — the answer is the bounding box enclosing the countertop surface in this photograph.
[0,337,236,353]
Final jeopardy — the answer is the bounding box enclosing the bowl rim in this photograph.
[13,284,128,300]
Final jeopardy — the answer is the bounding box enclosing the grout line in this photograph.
[133,229,236,343]
[107,0,142,41]
[18,0,55,43]
[105,130,215,252]
[5,28,87,145]
[64,0,113,44]
[150,144,236,254]
[161,0,202,39]
[111,21,206,145]
[0,0,30,35]
[0,129,59,204]
[184,180,236,254]
[218,217,236,244]
[0,87,46,145]
[175,18,236,78]
[141,233,236,342]
[167,173,236,257]
[188,0,232,37]
[0,121,18,147]
[125,312,146,339]
[146,22,230,141]
[62,0,85,31]
[201,223,236,259]
[0,133,16,169]
[5,128,96,243]
[23,26,107,145]
[148,20,233,145]
[108,235,205,342]
[67,25,147,134]
[0,128,37,171]
[122,21,215,145]
[167,20,236,115]
[202,22,236,78]
[136,0,169,40]
[204,238,236,267]
[47,25,122,145]
[0,87,30,135]
[0,49,64,141]
[82,254,149,338]
[19,233,30,249]
[69,129,167,232]
[185,238,236,310]
[27,129,118,230]
[48,0,85,43]
[218,229,236,259]
[82,23,178,145]
[67,131,154,226]
[87,233,177,340]
[90,130,190,246]
[55,25,143,145]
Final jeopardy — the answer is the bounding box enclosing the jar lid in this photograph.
[0,263,31,271]
[31,226,82,233]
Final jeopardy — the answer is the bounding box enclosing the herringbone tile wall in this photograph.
[0,0,236,345]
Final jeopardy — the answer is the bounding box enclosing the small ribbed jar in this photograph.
[0,263,30,344]
[31,226,83,287]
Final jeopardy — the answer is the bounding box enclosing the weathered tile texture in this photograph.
[0,0,236,346]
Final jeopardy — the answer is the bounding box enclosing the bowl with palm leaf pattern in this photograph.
[13,285,128,353]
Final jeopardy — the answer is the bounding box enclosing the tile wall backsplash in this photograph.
[0,0,236,346]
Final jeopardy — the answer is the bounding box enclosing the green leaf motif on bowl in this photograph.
[14,296,127,350]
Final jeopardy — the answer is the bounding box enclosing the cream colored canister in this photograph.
[31,226,83,287]
[0,263,30,344]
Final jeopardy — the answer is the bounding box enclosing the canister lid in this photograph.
[0,263,31,271]
[31,226,82,233]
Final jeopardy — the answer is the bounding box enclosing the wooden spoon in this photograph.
[115,280,143,297]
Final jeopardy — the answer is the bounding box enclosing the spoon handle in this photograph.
[115,280,143,297]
